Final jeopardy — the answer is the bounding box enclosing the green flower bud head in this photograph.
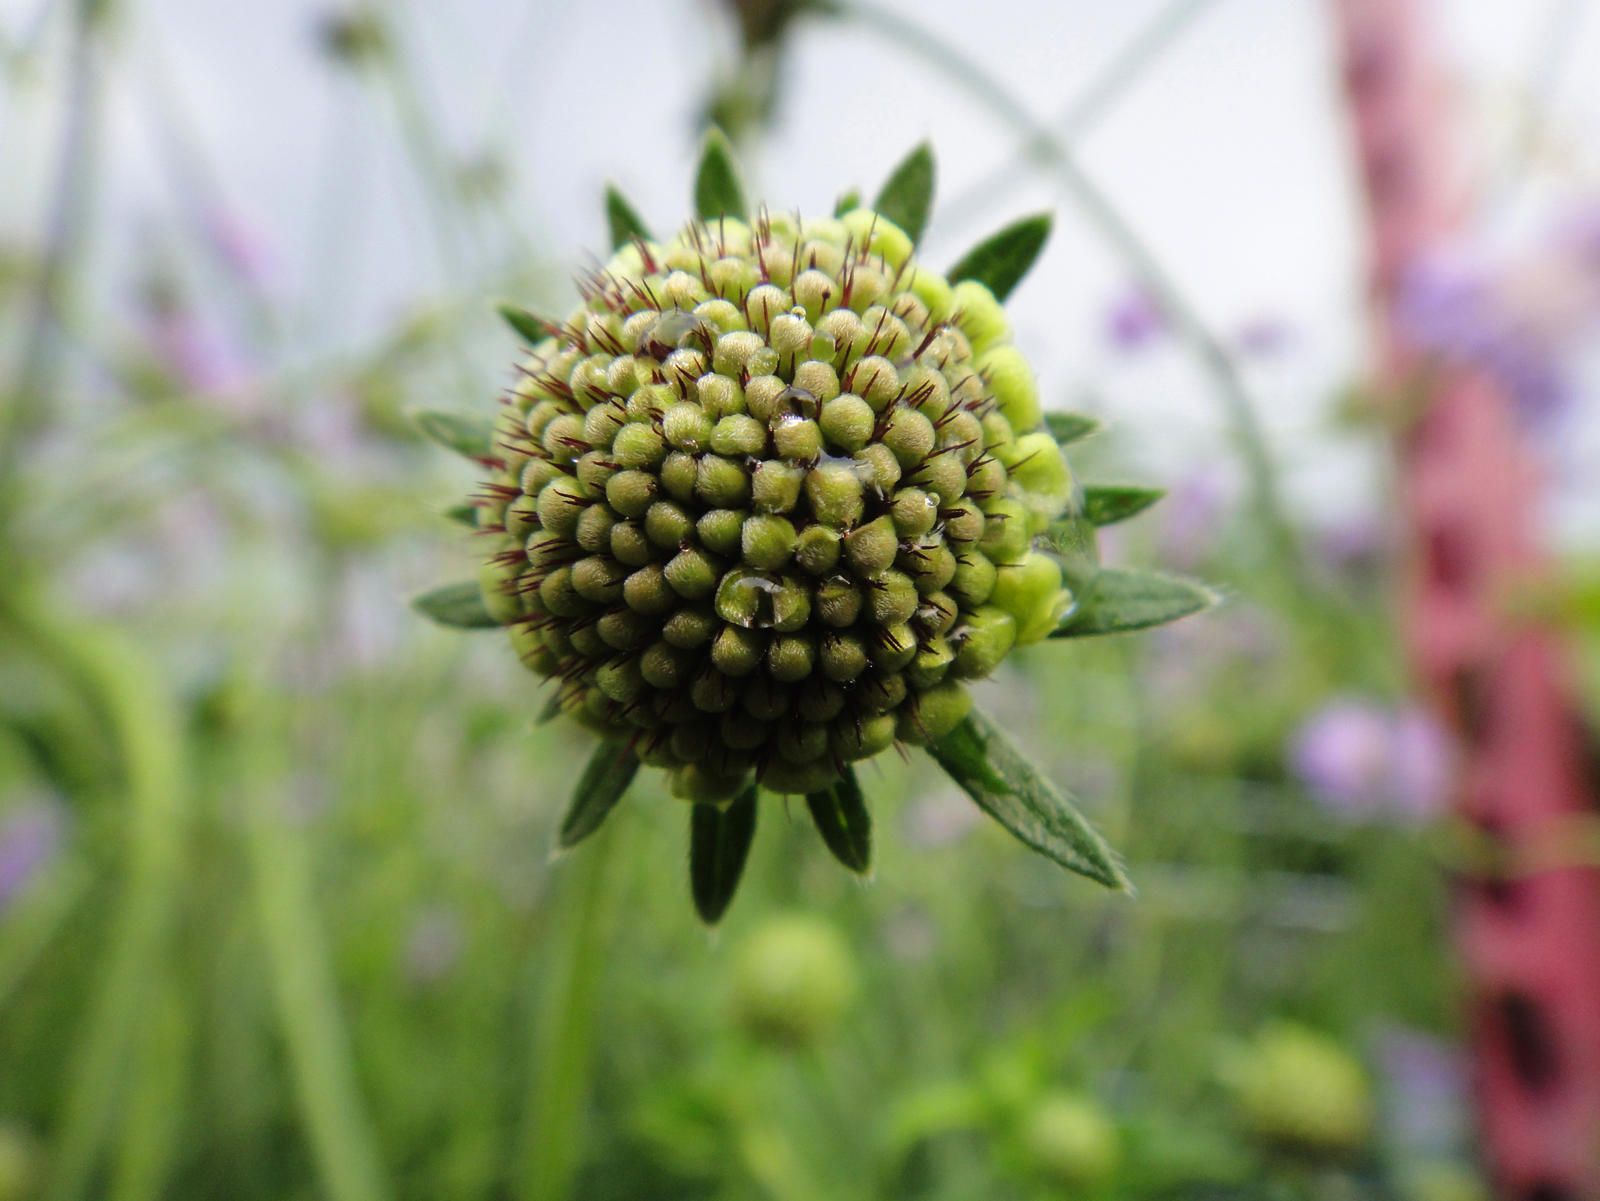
[730,914,857,1046]
[1019,1093,1120,1187]
[1225,1023,1373,1157]
[419,140,1201,919]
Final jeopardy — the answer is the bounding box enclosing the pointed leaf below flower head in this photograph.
[556,740,640,849]
[412,408,493,461]
[412,581,498,629]
[693,126,748,222]
[689,785,759,924]
[832,189,862,218]
[805,767,872,875]
[927,709,1130,892]
[1051,567,1217,639]
[872,141,935,246]
[1082,485,1166,527]
[443,501,478,528]
[495,302,556,346]
[604,184,653,250]
[1045,411,1103,447]
[947,212,1052,302]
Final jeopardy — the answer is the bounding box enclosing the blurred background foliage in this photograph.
[3,0,1599,1198]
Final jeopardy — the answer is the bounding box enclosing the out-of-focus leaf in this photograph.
[605,185,652,250]
[1045,411,1103,446]
[805,768,871,874]
[693,126,748,222]
[1052,567,1216,638]
[412,409,493,461]
[832,189,862,218]
[557,740,639,849]
[442,502,478,528]
[689,786,759,924]
[947,213,1052,301]
[1082,485,1165,527]
[495,303,555,346]
[872,142,935,245]
[411,581,497,629]
[928,709,1129,891]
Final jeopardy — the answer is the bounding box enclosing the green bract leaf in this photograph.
[412,581,497,629]
[1052,567,1217,638]
[496,303,555,346]
[689,786,759,924]
[1045,411,1103,446]
[693,127,748,222]
[947,212,1052,302]
[1039,512,1101,594]
[412,409,493,461]
[536,692,566,726]
[872,141,935,246]
[443,501,478,528]
[1083,485,1165,527]
[832,188,862,218]
[928,709,1129,891]
[604,184,652,250]
[557,740,639,849]
[805,768,872,875]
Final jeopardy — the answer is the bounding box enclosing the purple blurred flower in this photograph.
[1158,469,1228,572]
[205,210,278,293]
[1373,1026,1471,1157]
[1232,315,1296,358]
[1103,283,1167,352]
[1290,699,1454,822]
[403,906,463,985]
[0,801,65,910]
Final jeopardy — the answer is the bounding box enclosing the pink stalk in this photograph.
[1330,2,1600,1197]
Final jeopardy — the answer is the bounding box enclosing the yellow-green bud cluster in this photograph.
[476,208,1075,802]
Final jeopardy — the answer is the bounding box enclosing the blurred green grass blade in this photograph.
[1052,567,1217,638]
[947,212,1052,301]
[872,141,935,244]
[689,786,759,924]
[805,769,872,875]
[557,740,639,849]
[693,126,748,221]
[927,709,1129,891]
[412,581,497,629]
[1082,484,1165,526]
[411,408,493,460]
[108,977,188,1201]
[832,188,862,217]
[242,698,393,1201]
[1045,411,1103,446]
[604,184,653,249]
[0,862,88,1012]
[4,608,189,1201]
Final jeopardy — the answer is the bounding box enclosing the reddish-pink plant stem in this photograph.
[1330,2,1600,1198]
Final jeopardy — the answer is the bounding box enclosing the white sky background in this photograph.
[1,0,1596,543]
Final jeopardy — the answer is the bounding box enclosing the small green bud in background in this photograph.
[730,914,857,1047]
[1223,1023,1373,1157]
[1018,1092,1120,1188]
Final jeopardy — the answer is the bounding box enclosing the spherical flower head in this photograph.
[475,207,1075,803]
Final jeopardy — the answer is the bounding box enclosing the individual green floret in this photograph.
[414,134,1215,922]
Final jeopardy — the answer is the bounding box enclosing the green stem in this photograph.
[237,688,393,1201]
[0,597,188,1201]
[516,827,617,1201]
[843,0,1309,597]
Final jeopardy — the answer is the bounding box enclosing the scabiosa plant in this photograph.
[414,133,1213,921]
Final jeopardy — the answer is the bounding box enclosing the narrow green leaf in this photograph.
[1052,567,1217,638]
[947,212,1052,302]
[832,188,862,218]
[412,408,493,460]
[495,303,555,346]
[872,141,935,245]
[604,184,652,250]
[689,785,759,924]
[1045,411,1103,446]
[805,768,872,875]
[411,581,498,630]
[1082,485,1165,527]
[1039,512,1101,593]
[693,126,748,222]
[443,502,478,528]
[928,709,1129,891]
[535,692,566,726]
[557,740,639,849]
